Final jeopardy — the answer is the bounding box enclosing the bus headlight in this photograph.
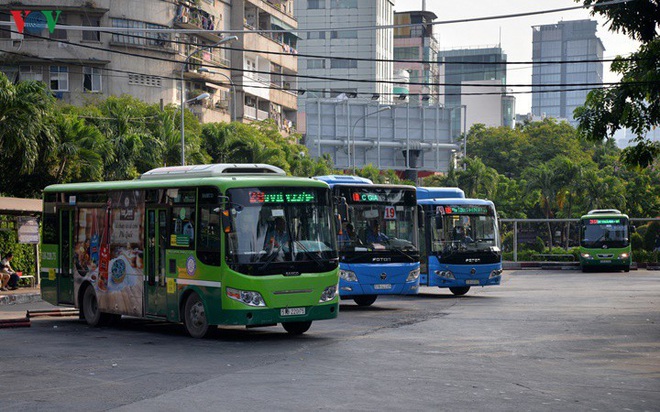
[407,268,420,282]
[489,269,502,279]
[619,253,629,259]
[340,269,358,282]
[319,284,338,302]
[581,253,591,259]
[226,287,266,307]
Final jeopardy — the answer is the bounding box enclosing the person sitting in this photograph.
[338,222,361,248]
[1,252,20,291]
[366,220,389,244]
[264,217,291,253]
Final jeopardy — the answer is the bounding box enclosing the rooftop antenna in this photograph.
[498,26,502,47]
[422,0,426,11]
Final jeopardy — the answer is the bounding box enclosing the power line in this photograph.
[0,48,622,99]
[2,29,653,89]
[0,0,634,34]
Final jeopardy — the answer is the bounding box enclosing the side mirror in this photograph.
[417,205,425,229]
[221,209,234,234]
[337,196,349,222]
[434,213,443,230]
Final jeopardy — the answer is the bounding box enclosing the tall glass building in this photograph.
[438,47,510,134]
[531,19,604,126]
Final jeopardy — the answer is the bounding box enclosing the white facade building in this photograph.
[294,0,394,133]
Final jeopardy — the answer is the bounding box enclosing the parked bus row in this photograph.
[40,163,631,338]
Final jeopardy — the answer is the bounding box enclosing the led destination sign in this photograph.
[249,191,316,204]
[588,218,622,225]
[443,205,489,215]
[352,192,381,202]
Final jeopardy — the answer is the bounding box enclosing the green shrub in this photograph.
[502,231,513,252]
[642,222,660,251]
[631,232,644,251]
[0,230,36,276]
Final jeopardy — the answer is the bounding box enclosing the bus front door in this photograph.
[58,209,75,305]
[145,209,169,317]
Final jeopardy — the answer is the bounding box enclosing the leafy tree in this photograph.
[575,0,660,167]
[0,73,55,175]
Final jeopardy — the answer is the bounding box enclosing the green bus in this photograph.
[40,164,340,338]
[579,209,632,272]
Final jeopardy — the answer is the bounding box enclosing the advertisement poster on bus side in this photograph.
[72,191,145,317]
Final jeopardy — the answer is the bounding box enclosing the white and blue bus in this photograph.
[417,187,502,296]
[315,176,420,306]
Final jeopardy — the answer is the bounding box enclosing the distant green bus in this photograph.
[579,209,632,272]
[41,164,339,338]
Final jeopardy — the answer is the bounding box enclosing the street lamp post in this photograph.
[180,36,237,166]
[349,106,392,172]
[197,67,236,123]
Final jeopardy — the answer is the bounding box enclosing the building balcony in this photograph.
[243,32,297,72]
[243,105,270,121]
[174,2,222,43]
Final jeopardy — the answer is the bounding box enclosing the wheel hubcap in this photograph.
[190,302,205,327]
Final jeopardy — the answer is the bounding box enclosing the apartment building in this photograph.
[0,0,298,131]
[393,10,440,105]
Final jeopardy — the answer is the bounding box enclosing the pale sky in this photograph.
[394,0,641,114]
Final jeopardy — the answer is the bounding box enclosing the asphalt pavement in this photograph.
[0,269,658,411]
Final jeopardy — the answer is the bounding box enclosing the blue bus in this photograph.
[315,175,420,306]
[417,187,502,295]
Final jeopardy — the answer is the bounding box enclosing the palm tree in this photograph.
[525,163,560,250]
[0,73,56,174]
[52,113,108,182]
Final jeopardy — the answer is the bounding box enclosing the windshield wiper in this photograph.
[294,241,325,268]
[388,245,416,261]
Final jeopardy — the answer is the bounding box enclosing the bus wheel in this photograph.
[283,321,312,335]
[184,293,211,338]
[353,295,377,307]
[449,287,470,296]
[82,286,108,326]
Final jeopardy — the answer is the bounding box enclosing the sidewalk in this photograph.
[0,285,42,306]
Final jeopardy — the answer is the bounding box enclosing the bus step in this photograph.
[0,317,31,328]
[27,309,79,318]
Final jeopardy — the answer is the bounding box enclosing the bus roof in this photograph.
[140,163,286,180]
[418,198,495,207]
[313,175,373,186]
[581,209,629,219]
[44,174,328,194]
[416,187,465,200]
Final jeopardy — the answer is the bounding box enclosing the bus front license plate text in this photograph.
[600,260,611,263]
[374,284,392,290]
[466,280,480,285]
[281,307,306,316]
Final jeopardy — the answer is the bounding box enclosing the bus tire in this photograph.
[184,292,212,338]
[282,321,312,335]
[449,286,470,296]
[82,286,109,327]
[353,295,377,307]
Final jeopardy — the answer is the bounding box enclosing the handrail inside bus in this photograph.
[140,163,287,180]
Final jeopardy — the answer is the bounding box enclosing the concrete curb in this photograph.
[0,293,43,306]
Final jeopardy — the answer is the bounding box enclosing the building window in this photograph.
[331,0,358,8]
[19,65,43,82]
[111,18,171,49]
[330,59,357,69]
[49,14,67,40]
[307,31,325,40]
[331,30,358,39]
[83,67,102,92]
[307,59,326,69]
[49,66,68,91]
[393,47,419,60]
[308,0,325,9]
[245,58,257,79]
[82,15,101,41]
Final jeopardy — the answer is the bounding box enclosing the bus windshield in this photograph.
[429,205,499,255]
[337,186,417,254]
[581,218,629,249]
[226,187,337,275]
